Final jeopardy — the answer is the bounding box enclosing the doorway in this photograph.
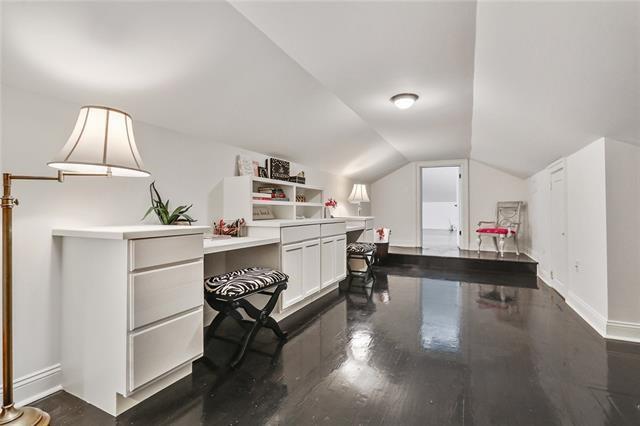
[420,166,461,251]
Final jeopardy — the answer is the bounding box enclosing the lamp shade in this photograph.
[48,105,150,177]
[348,184,370,204]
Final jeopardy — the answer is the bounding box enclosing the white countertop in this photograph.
[52,225,211,240]
[203,236,280,254]
[334,216,375,221]
[247,218,346,228]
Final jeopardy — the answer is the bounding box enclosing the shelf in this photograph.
[252,199,294,206]
[295,202,323,207]
[252,176,294,187]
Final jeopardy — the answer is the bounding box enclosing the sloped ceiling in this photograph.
[2,1,639,182]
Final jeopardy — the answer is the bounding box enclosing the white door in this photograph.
[550,167,568,294]
[303,239,321,296]
[335,236,347,281]
[321,237,336,288]
[281,242,304,308]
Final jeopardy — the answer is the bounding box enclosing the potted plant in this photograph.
[142,181,196,225]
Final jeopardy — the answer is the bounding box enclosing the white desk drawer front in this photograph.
[130,234,202,271]
[281,225,320,245]
[128,308,203,393]
[129,260,203,330]
[320,222,346,237]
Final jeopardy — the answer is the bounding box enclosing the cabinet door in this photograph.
[303,239,321,296]
[321,237,336,289]
[335,236,347,281]
[281,242,304,309]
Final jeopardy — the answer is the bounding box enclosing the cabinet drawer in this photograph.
[129,260,203,330]
[320,222,346,237]
[281,225,320,245]
[130,234,202,271]
[128,308,203,393]
[365,219,375,230]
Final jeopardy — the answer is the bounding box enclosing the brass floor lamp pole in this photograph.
[1,171,108,426]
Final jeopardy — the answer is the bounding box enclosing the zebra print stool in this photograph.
[204,267,288,368]
[346,242,377,279]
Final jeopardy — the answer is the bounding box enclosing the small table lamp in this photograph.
[348,184,370,216]
[1,106,150,426]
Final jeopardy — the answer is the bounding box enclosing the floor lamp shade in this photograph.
[48,106,150,177]
[348,184,370,204]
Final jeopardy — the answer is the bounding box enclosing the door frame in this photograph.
[415,159,469,250]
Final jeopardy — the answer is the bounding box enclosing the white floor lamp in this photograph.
[1,106,150,425]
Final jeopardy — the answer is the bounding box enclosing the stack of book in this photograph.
[252,187,289,202]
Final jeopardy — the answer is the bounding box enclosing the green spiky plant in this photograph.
[142,181,196,225]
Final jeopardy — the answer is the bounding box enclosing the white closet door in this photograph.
[281,242,304,308]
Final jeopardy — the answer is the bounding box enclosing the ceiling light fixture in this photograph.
[390,93,419,110]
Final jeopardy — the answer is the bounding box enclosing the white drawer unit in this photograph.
[130,233,202,271]
[57,225,209,417]
[129,260,203,330]
[281,224,321,245]
[128,308,203,393]
[321,222,346,237]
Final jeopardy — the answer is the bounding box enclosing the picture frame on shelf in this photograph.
[258,167,269,178]
[268,157,290,181]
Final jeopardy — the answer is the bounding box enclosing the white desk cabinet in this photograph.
[281,238,321,308]
[53,225,209,417]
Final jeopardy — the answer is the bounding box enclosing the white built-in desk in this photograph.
[203,236,280,254]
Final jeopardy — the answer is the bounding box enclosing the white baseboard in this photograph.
[0,364,62,406]
[607,320,640,343]
[566,292,607,337]
[390,240,419,247]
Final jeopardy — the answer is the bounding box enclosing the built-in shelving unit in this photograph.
[221,176,325,222]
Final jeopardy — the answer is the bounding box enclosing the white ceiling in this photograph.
[1,1,639,181]
[471,1,640,177]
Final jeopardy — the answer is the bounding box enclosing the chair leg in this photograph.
[514,234,520,256]
[493,236,500,253]
[477,235,482,253]
[206,311,227,340]
[264,316,287,341]
[498,235,505,257]
[230,321,262,368]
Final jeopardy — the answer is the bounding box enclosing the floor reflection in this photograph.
[34,267,640,425]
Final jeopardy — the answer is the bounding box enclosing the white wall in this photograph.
[370,163,417,247]
[371,160,527,250]
[565,139,608,332]
[604,140,640,328]
[0,85,358,403]
[526,137,640,342]
[468,160,527,252]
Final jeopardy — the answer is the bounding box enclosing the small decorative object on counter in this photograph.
[213,218,246,237]
[374,227,391,264]
[237,155,254,176]
[142,181,196,225]
[289,171,306,184]
[296,194,306,202]
[268,157,290,181]
[324,198,337,218]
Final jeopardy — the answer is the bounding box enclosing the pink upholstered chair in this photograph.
[476,201,523,257]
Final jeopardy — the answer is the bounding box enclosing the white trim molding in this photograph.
[566,292,607,337]
[0,364,62,407]
[607,320,640,343]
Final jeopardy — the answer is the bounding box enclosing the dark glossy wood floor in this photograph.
[34,267,640,425]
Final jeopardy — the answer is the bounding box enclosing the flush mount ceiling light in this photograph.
[390,93,419,110]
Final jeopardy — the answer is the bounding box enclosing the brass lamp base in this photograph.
[0,405,50,426]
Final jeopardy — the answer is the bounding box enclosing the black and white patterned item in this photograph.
[347,242,377,254]
[204,267,288,299]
